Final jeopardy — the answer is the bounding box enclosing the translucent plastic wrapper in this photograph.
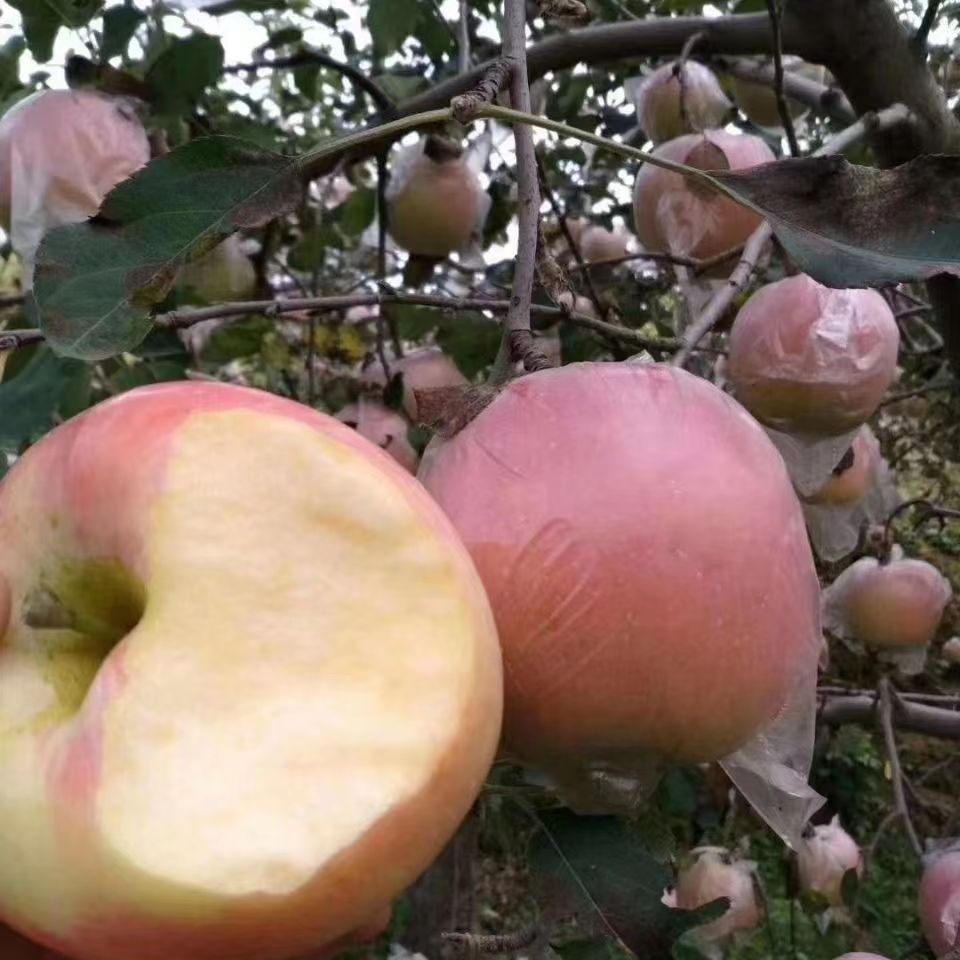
[0,89,150,288]
[384,137,490,263]
[823,546,954,675]
[797,816,862,930]
[801,427,902,562]
[419,361,825,845]
[727,275,900,439]
[625,61,731,144]
[632,130,774,263]
[920,843,960,957]
[662,847,762,960]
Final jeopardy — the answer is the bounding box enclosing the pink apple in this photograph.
[920,850,960,957]
[797,816,862,906]
[631,61,732,144]
[419,363,821,779]
[362,347,468,421]
[0,382,502,960]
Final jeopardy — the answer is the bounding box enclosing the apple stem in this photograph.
[22,587,121,644]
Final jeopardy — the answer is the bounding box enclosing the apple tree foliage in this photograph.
[0,1,959,958]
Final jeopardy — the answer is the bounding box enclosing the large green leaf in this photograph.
[713,154,960,287]
[368,0,421,57]
[7,0,103,61]
[31,136,304,361]
[529,811,727,960]
[99,5,145,60]
[145,33,225,115]
[0,347,91,459]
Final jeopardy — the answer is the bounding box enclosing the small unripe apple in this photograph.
[727,275,900,438]
[0,382,501,960]
[336,398,419,473]
[803,428,880,507]
[631,61,732,144]
[730,58,827,130]
[176,234,256,304]
[920,849,960,956]
[823,553,953,652]
[633,130,775,260]
[0,89,149,282]
[667,847,762,954]
[419,363,821,782]
[387,139,484,257]
[796,816,862,906]
[579,225,631,263]
[362,347,468,420]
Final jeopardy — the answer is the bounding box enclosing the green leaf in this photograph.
[146,33,225,114]
[202,316,272,364]
[99,5,145,60]
[31,136,304,361]
[435,315,500,379]
[7,0,103,62]
[368,0,421,57]
[416,5,453,61]
[337,186,376,237]
[264,27,302,48]
[712,154,960,287]
[288,224,337,270]
[0,36,26,100]
[528,811,728,960]
[392,304,438,342]
[0,347,90,453]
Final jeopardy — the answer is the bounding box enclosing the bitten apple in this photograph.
[0,382,502,960]
[419,363,821,781]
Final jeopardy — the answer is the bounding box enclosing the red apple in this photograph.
[631,61,732,144]
[920,850,960,957]
[362,347,468,421]
[823,553,952,652]
[0,89,149,283]
[0,382,502,960]
[336,397,419,473]
[802,428,880,507]
[796,816,862,906]
[727,275,900,437]
[665,847,761,954]
[632,130,775,261]
[387,140,483,257]
[419,363,821,780]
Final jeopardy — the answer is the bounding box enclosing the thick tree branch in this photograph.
[914,0,945,55]
[491,0,545,384]
[714,57,855,122]
[820,691,960,739]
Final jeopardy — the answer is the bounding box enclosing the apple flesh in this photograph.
[0,382,502,960]
[666,847,761,955]
[419,363,821,779]
[632,61,732,144]
[920,850,960,957]
[387,141,483,257]
[633,130,775,261]
[796,816,862,907]
[727,275,900,437]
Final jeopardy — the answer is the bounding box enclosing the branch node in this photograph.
[451,57,514,124]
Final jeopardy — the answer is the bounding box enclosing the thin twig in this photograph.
[225,51,396,116]
[458,0,471,74]
[0,294,25,310]
[764,0,800,155]
[567,244,744,275]
[880,379,958,406]
[490,0,544,384]
[914,0,945,55]
[883,497,960,549]
[675,31,706,129]
[442,927,539,954]
[819,690,960,739]
[0,329,44,351]
[878,678,923,857]
[375,152,395,377]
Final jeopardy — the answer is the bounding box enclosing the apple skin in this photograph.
[419,363,821,777]
[796,816,862,906]
[824,555,952,651]
[362,347,468,421]
[727,275,900,438]
[633,130,775,261]
[0,382,502,960]
[578,226,630,264]
[387,143,483,257]
[802,428,879,507]
[633,61,732,144]
[0,923,70,959]
[335,398,419,473]
[920,851,960,957]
